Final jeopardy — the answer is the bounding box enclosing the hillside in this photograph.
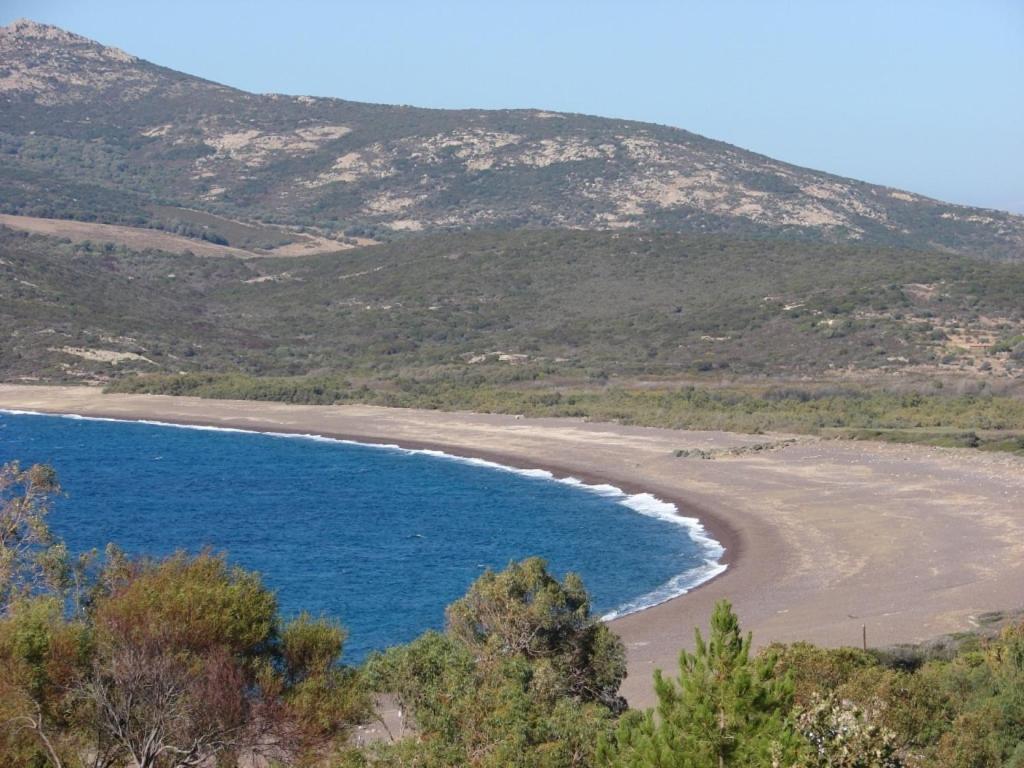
[3,226,1023,385]
[2,18,1023,260]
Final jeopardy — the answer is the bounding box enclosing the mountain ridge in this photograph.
[1,17,1022,260]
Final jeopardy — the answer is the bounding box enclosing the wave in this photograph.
[0,408,727,620]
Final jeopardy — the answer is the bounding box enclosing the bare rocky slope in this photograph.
[2,18,1023,260]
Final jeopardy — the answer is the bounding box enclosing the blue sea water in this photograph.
[0,411,723,661]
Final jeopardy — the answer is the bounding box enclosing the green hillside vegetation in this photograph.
[2,461,1023,767]
[5,227,1024,381]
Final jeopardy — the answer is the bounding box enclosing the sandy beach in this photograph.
[1,384,1022,709]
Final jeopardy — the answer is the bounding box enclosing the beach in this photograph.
[1,384,1022,709]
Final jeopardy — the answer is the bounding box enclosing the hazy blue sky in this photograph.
[5,1,1022,212]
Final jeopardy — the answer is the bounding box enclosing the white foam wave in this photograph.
[0,407,727,619]
[600,560,729,621]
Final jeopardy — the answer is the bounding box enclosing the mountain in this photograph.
[2,18,1023,260]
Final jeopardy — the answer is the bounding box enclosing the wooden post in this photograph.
[862,624,867,651]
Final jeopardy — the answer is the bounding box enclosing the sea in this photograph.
[0,410,724,661]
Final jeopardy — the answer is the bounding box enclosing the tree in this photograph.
[280,612,370,748]
[446,557,627,711]
[80,553,279,767]
[599,600,805,768]
[365,559,626,767]
[0,463,93,768]
[930,623,1024,767]
[0,462,68,613]
[81,552,371,767]
[81,640,250,768]
[0,597,93,768]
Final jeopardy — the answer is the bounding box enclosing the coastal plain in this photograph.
[2,384,1021,708]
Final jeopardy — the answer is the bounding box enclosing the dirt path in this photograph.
[0,213,259,257]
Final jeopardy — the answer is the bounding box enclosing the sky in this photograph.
[4,0,1023,213]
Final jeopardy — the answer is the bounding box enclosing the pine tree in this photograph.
[599,600,805,767]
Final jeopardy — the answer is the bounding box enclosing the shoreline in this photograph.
[0,405,734,620]
[1,385,1022,709]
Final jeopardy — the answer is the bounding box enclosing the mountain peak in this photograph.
[3,18,81,41]
[1,18,147,105]
[1,17,137,61]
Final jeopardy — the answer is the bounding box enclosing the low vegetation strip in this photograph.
[105,373,1024,454]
